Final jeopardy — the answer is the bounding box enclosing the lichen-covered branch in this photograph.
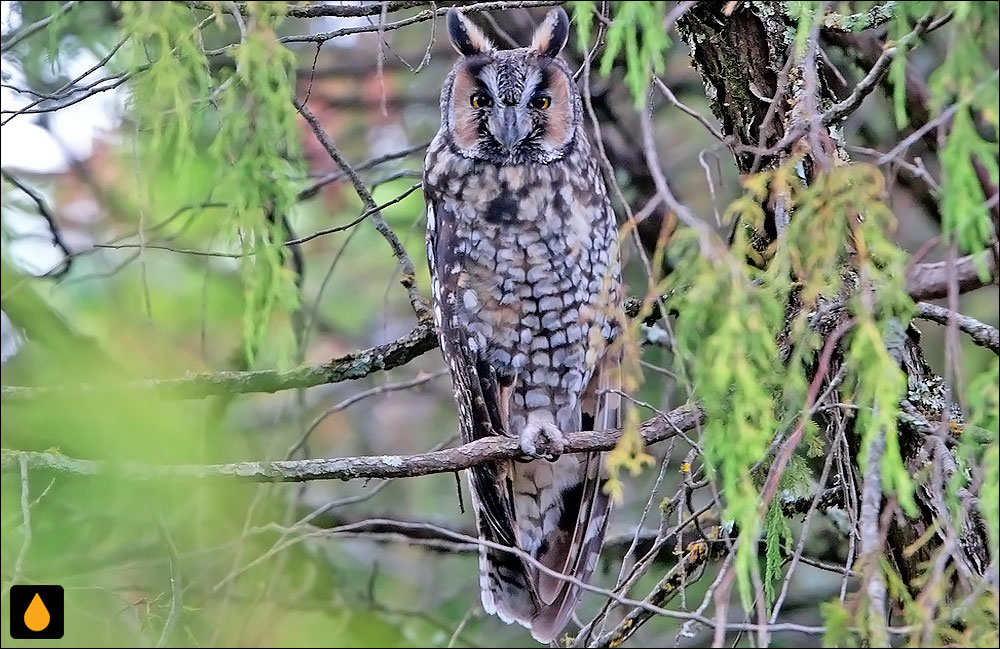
[0,324,437,402]
[178,0,427,18]
[0,404,703,482]
[821,2,897,34]
[2,290,684,402]
[915,302,999,354]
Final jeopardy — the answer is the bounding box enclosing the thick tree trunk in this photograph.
[678,0,989,609]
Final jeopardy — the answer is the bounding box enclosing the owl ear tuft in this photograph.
[447,9,493,57]
[529,8,570,58]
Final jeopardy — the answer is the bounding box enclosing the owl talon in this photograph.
[519,421,566,460]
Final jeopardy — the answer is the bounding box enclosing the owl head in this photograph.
[439,8,580,166]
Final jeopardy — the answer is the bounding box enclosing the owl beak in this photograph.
[498,106,525,152]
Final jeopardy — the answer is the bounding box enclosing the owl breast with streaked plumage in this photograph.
[424,134,620,434]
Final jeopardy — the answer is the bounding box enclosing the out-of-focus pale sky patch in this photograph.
[1,2,125,175]
[2,1,128,275]
[1,1,20,33]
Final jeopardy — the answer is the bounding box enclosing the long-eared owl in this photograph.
[423,8,624,643]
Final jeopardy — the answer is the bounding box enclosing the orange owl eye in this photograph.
[529,95,551,110]
[470,93,493,108]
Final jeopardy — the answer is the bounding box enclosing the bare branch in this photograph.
[914,302,999,355]
[858,427,889,646]
[906,243,999,301]
[276,1,564,46]
[1,286,681,402]
[0,36,129,126]
[820,41,897,124]
[747,14,934,160]
[285,183,423,246]
[653,76,726,142]
[297,143,427,202]
[825,29,999,230]
[0,405,704,482]
[180,1,427,19]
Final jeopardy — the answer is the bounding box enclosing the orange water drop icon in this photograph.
[24,592,51,632]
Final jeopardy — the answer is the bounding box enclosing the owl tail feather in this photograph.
[451,340,618,643]
[474,458,612,644]
[527,481,611,644]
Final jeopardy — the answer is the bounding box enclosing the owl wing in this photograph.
[425,197,542,610]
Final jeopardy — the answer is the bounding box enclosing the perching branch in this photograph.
[0,404,704,482]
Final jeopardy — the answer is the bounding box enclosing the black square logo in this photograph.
[9,585,64,639]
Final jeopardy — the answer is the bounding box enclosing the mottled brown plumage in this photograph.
[423,8,623,642]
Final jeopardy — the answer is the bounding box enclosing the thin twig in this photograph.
[592,529,725,648]
[155,521,183,648]
[639,92,717,251]
[0,35,129,124]
[297,143,428,202]
[653,77,726,142]
[294,98,430,322]
[769,440,840,623]
[1,170,73,277]
[820,39,899,124]
[287,369,447,458]
[1,1,79,52]
[756,320,854,518]
[285,183,423,246]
